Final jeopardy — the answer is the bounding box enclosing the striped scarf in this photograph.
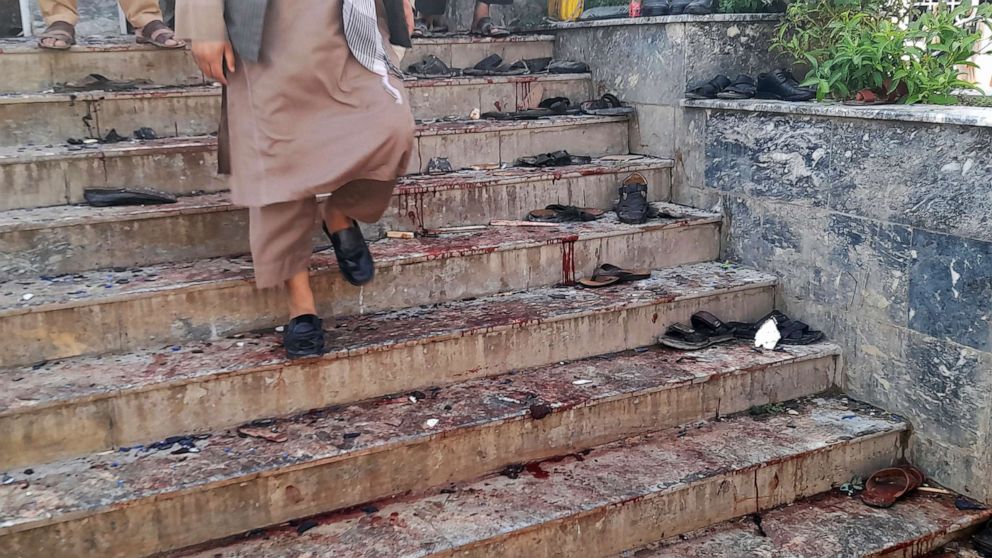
[342,0,404,104]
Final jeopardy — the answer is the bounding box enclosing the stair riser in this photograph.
[405,76,592,120]
[400,38,555,70]
[0,48,204,94]
[0,76,592,146]
[0,221,717,369]
[0,121,630,211]
[1,279,767,470]
[438,432,903,558]
[0,142,224,211]
[0,40,554,94]
[0,167,670,277]
[0,353,834,557]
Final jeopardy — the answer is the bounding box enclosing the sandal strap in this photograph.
[40,21,75,40]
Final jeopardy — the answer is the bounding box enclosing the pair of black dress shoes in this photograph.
[686,69,815,102]
[283,222,375,360]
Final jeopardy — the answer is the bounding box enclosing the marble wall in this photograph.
[552,15,791,164]
[681,103,992,501]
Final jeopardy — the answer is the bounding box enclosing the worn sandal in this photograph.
[615,173,652,224]
[516,150,592,167]
[778,318,824,345]
[861,465,924,508]
[136,20,185,49]
[528,204,605,222]
[37,21,76,50]
[472,16,510,37]
[412,19,430,38]
[578,263,651,288]
[83,187,177,207]
[580,93,634,116]
[690,311,736,344]
[407,55,458,78]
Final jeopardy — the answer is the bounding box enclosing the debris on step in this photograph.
[238,419,288,443]
[386,231,416,239]
[133,127,158,140]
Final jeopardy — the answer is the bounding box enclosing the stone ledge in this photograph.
[684,98,992,128]
[539,13,780,30]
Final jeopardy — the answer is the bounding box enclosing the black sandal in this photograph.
[615,173,653,224]
[516,150,592,167]
[685,75,731,100]
[528,204,605,222]
[472,16,510,37]
[778,318,824,345]
[283,314,326,359]
[658,311,735,350]
[406,55,458,78]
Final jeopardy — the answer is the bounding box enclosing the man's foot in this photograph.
[471,16,509,36]
[283,314,326,359]
[324,221,376,286]
[135,20,186,49]
[38,21,75,50]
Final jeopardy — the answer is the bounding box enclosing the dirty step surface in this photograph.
[0,345,842,558]
[0,262,774,468]
[0,156,673,276]
[629,490,992,558]
[0,206,721,366]
[0,74,593,145]
[165,397,905,558]
[0,115,631,210]
[0,35,556,94]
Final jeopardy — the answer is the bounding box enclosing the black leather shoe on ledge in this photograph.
[756,69,815,102]
[283,314,325,359]
[324,221,375,286]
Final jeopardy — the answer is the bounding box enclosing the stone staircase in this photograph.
[0,33,987,558]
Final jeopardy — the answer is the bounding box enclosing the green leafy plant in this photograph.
[774,0,992,104]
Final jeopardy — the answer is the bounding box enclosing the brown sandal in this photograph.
[38,21,76,51]
[136,20,186,49]
[861,465,925,508]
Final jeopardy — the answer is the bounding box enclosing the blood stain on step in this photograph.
[560,239,576,286]
[525,462,550,479]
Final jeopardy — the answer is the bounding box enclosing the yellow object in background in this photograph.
[548,0,584,21]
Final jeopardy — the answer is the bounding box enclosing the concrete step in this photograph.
[0,35,556,94]
[627,491,991,558]
[0,74,593,146]
[0,261,772,468]
[0,348,846,558]
[0,208,721,368]
[0,115,631,211]
[0,156,673,277]
[163,398,904,558]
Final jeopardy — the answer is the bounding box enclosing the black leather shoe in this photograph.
[641,0,671,16]
[756,69,815,101]
[324,221,375,286]
[283,314,325,359]
[684,0,715,14]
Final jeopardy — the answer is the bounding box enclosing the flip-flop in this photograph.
[528,204,605,222]
[580,93,634,116]
[83,187,177,207]
[861,467,914,508]
[406,55,459,78]
[54,73,153,93]
[135,20,186,49]
[577,264,650,288]
[37,21,76,51]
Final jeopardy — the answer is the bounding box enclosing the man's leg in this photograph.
[37,0,77,48]
[120,0,184,47]
[39,0,79,26]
